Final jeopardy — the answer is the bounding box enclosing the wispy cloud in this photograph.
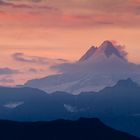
[28,68,39,73]
[0,67,20,75]
[0,78,15,84]
[12,52,68,65]
[0,0,58,10]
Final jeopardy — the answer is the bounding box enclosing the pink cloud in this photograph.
[0,0,140,28]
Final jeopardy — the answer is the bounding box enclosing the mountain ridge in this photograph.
[0,118,139,140]
[1,79,140,137]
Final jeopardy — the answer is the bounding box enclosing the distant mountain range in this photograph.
[0,118,139,140]
[24,40,140,94]
[0,79,140,137]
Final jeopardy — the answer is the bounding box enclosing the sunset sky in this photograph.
[0,0,140,86]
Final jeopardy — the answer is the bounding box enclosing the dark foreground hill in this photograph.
[0,118,139,140]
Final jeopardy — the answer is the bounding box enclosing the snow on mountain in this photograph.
[24,40,140,94]
[79,40,126,62]
[79,46,97,61]
[4,101,24,109]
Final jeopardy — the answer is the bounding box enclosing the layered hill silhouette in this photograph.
[0,79,140,137]
[24,40,140,94]
[0,118,139,140]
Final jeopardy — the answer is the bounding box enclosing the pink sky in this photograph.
[0,0,140,86]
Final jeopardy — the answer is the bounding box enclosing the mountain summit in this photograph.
[24,40,140,94]
[97,40,124,58]
[79,40,125,62]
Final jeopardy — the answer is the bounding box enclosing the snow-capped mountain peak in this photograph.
[97,40,124,59]
[80,40,125,62]
[79,46,97,61]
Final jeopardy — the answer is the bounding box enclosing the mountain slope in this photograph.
[0,118,139,140]
[24,40,140,94]
[1,79,140,137]
[79,46,97,61]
